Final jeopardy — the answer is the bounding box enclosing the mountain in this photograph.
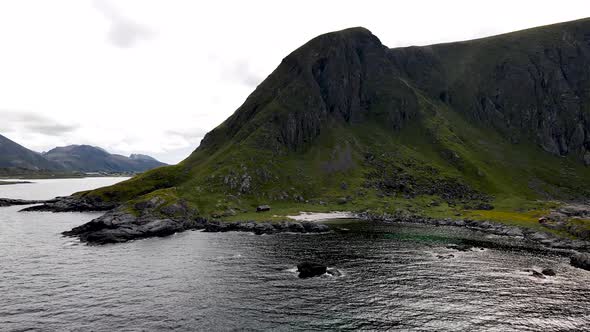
[69,18,590,237]
[43,145,167,173]
[0,134,62,171]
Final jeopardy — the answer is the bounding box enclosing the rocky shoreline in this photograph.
[358,211,590,252]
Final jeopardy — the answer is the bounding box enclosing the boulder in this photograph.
[297,262,327,278]
[256,205,271,212]
[541,268,556,276]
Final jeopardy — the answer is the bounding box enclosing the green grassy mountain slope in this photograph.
[75,18,590,229]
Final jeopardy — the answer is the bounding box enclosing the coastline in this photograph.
[4,194,590,270]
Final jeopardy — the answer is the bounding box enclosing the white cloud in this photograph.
[93,0,153,48]
[0,0,588,163]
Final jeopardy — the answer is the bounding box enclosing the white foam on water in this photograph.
[286,211,355,221]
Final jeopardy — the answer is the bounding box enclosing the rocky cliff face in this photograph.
[389,18,590,164]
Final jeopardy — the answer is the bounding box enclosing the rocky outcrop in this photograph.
[63,208,330,245]
[19,195,118,212]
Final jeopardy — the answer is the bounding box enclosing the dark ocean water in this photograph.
[1,179,589,331]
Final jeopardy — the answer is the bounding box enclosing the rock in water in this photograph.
[541,268,556,276]
[531,270,546,279]
[297,262,327,278]
[256,205,271,212]
[570,253,590,271]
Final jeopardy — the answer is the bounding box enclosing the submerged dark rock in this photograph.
[297,262,327,278]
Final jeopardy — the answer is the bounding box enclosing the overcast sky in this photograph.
[0,0,588,164]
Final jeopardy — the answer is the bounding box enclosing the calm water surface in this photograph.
[1,178,589,331]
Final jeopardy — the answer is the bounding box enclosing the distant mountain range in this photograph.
[0,133,166,174]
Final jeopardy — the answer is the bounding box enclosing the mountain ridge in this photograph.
[0,136,166,174]
[43,145,167,173]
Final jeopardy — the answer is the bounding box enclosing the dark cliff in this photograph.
[389,18,590,164]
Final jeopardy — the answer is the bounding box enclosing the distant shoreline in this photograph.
[0,180,33,185]
[0,174,133,180]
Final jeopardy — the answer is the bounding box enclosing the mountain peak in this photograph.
[286,26,384,64]
[198,25,405,153]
